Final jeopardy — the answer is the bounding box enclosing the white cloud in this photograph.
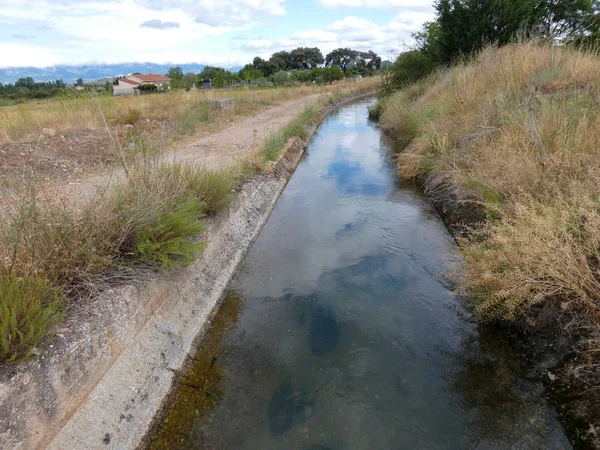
[240,11,434,60]
[0,0,286,67]
[240,39,276,51]
[319,0,432,9]
[0,43,64,67]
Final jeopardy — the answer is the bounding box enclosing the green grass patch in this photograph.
[175,102,212,136]
[263,105,319,162]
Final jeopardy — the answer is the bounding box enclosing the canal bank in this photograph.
[144,99,570,449]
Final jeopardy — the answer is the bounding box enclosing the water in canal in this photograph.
[149,99,570,449]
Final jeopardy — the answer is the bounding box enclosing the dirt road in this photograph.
[32,93,323,205]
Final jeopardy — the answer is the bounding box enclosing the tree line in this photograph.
[388,0,600,89]
[0,45,382,103]
[167,47,382,90]
[0,78,69,100]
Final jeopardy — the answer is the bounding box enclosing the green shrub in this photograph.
[386,50,436,91]
[137,84,158,94]
[136,195,206,269]
[368,102,383,120]
[0,275,66,363]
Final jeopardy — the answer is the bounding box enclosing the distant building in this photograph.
[200,79,213,90]
[113,74,170,96]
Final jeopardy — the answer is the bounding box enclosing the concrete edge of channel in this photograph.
[46,91,376,450]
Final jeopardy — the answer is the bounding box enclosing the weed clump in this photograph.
[120,107,142,125]
[0,275,66,363]
[136,196,206,268]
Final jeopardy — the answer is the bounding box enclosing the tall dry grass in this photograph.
[380,43,600,327]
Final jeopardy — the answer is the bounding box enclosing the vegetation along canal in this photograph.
[147,99,570,449]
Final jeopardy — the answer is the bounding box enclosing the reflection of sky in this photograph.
[189,100,570,450]
[236,101,454,301]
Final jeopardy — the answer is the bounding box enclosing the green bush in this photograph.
[386,50,436,91]
[138,84,158,94]
[0,275,66,363]
[136,195,206,269]
[368,102,383,121]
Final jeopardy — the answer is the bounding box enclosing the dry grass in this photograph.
[0,78,381,144]
[380,42,600,328]
[0,158,237,361]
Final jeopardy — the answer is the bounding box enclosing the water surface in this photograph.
[149,99,570,450]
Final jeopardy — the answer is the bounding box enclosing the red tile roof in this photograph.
[119,78,140,86]
[132,74,170,82]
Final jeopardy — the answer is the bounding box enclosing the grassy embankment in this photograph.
[0,78,380,363]
[377,42,600,432]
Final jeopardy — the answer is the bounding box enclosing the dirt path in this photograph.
[174,93,320,169]
[44,93,323,205]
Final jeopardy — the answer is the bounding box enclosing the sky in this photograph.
[0,0,435,68]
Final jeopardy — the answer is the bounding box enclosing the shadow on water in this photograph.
[268,381,316,436]
[308,304,339,356]
[145,295,242,450]
[145,98,570,450]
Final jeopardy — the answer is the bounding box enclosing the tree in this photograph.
[199,66,239,88]
[433,0,597,64]
[355,50,382,75]
[182,72,197,91]
[15,77,35,90]
[75,78,84,87]
[290,47,325,69]
[239,64,263,81]
[323,66,344,83]
[325,48,359,71]
[269,51,293,72]
[272,70,290,86]
[166,66,183,89]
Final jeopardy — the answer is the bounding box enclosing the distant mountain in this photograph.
[0,63,242,84]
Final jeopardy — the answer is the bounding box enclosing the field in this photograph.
[0,80,378,182]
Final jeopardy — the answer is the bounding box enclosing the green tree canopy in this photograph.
[182,72,197,91]
[239,64,264,81]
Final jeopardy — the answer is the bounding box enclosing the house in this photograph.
[113,73,171,96]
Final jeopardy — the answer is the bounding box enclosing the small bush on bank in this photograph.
[136,196,206,268]
[385,50,437,92]
[0,160,237,362]
[0,275,66,363]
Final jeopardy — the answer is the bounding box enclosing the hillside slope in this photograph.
[379,43,600,448]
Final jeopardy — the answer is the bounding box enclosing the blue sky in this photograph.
[0,0,435,68]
